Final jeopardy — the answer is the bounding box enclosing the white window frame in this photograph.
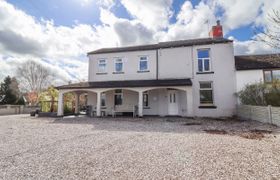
[101,93,106,107]
[138,56,149,71]
[114,58,123,73]
[197,49,211,72]
[114,89,123,106]
[97,59,107,73]
[199,81,214,105]
[143,91,149,107]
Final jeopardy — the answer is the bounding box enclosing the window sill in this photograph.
[199,105,217,109]
[96,72,108,75]
[113,71,124,74]
[196,71,214,74]
[101,106,107,109]
[143,106,150,109]
[137,70,150,73]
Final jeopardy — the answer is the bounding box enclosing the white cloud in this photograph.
[1,0,280,87]
[120,0,173,31]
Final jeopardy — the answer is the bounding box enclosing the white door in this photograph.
[168,90,179,115]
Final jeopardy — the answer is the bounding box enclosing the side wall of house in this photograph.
[192,43,237,117]
[235,70,264,92]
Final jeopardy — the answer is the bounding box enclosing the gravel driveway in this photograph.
[0,115,280,180]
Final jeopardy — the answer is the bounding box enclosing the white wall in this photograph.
[158,47,193,79]
[88,50,157,82]
[236,70,263,92]
[191,43,236,117]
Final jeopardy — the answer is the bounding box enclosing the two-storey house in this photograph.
[57,22,237,118]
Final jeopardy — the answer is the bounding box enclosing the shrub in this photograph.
[238,81,280,106]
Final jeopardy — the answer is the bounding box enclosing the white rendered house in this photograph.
[235,54,280,93]
[57,22,237,118]
[57,38,237,117]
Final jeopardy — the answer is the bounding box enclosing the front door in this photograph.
[168,90,179,115]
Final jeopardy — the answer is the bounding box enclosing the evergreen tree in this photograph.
[0,76,19,105]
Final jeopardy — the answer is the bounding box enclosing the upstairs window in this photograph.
[199,82,213,105]
[98,59,106,72]
[115,58,123,72]
[197,49,211,72]
[139,56,148,71]
[264,70,280,82]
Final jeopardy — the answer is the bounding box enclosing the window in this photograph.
[143,92,149,107]
[114,89,123,105]
[98,59,106,72]
[139,56,148,71]
[115,58,123,72]
[199,82,213,105]
[101,93,106,107]
[197,49,211,72]
[264,70,280,82]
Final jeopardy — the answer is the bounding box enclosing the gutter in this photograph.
[156,49,159,80]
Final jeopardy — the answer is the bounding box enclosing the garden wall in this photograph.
[0,105,39,115]
[237,105,280,126]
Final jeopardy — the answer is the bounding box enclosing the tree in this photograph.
[16,60,52,93]
[256,10,280,49]
[0,76,19,105]
[38,86,58,112]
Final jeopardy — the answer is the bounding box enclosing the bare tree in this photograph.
[16,60,52,93]
[256,10,280,49]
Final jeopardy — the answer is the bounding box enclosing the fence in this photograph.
[237,105,280,126]
[0,105,39,116]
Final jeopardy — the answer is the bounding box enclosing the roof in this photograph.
[235,54,280,70]
[57,79,192,90]
[88,38,232,55]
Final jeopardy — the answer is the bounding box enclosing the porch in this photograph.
[56,79,193,117]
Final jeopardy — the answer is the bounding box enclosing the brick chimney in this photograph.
[209,20,223,38]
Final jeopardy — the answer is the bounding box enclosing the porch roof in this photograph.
[56,79,192,90]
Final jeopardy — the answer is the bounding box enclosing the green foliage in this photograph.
[64,105,73,115]
[17,96,25,105]
[39,86,58,112]
[239,81,280,106]
[0,76,19,105]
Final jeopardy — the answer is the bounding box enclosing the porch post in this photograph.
[57,91,64,116]
[186,88,193,117]
[74,92,80,114]
[96,92,101,117]
[138,91,143,117]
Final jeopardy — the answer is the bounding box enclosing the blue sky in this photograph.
[0,0,278,83]
[7,0,254,41]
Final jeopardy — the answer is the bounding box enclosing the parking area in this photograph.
[0,115,280,179]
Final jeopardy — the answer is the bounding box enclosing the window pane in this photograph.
[272,70,280,81]
[101,93,106,106]
[140,56,147,60]
[198,49,209,58]
[140,61,148,70]
[198,59,203,72]
[200,90,213,104]
[99,64,106,71]
[114,94,122,105]
[115,63,123,72]
[200,82,212,89]
[264,71,272,82]
[143,94,148,107]
[204,59,210,71]
[99,59,106,63]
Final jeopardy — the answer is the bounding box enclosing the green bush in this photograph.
[238,81,280,106]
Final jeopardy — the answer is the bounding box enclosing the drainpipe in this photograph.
[156,49,159,80]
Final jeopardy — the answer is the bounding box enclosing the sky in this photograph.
[0,0,279,85]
